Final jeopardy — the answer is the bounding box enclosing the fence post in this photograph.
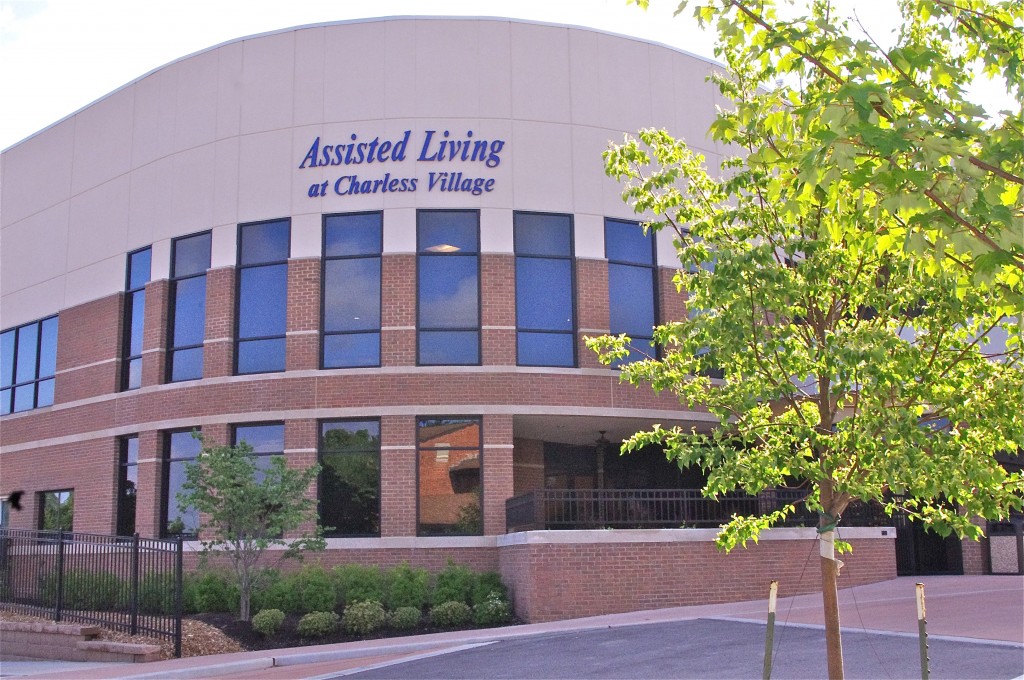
[54,530,65,622]
[130,533,140,635]
[174,536,183,658]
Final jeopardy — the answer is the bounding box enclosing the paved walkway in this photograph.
[2,576,1020,679]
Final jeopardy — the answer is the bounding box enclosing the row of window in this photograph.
[125,211,657,378]
[1,212,657,413]
[116,417,483,539]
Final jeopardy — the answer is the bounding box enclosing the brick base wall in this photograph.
[179,528,896,624]
[497,528,896,622]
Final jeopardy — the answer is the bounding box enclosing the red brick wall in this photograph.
[53,294,121,404]
[380,415,416,537]
[482,254,515,365]
[513,438,545,495]
[286,259,321,371]
[204,267,236,378]
[381,254,415,366]
[499,533,897,622]
[576,259,609,370]
[184,545,499,574]
[141,279,170,387]
[961,516,990,575]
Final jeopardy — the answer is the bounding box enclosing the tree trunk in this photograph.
[820,528,845,680]
[240,571,251,622]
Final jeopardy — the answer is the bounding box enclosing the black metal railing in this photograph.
[0,528,183,657]
[505,488,889,532]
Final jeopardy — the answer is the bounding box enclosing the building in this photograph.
[1,17,905,622]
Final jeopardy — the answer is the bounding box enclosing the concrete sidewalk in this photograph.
[3,575,1020,679]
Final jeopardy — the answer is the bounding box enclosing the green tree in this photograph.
[178,435,325,621]
[598,2,1023,676]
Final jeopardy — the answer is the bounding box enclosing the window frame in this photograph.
[234,219,291,375]
[38,489,74,533]
[416,210,482,367]
[167,231,212,383]
[415,415,484,537]
[1,315,58,415]
[318,418,382,538]
[320,212,383,369]
[117,435,140,537]
[161,428,202,539]
[121,246,152,391]
[605,218,659,365]
[513,211,577,368]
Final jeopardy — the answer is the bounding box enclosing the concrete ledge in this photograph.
[0,620,162,663]
[497,526,896,546]
[78,640,163,662]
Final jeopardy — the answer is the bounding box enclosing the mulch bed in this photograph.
[191,611,520,651]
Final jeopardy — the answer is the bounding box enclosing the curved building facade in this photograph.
[1,18,897,620]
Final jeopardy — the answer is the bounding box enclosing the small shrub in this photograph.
[341,599,386,636]
[429,600,472,628]
[287,564,337,614]
[297,611,339,638]
[41,571,122,610]
[252,608,286,636]
[388,606,422,631]
[432,561,474,605]
[333,564,385,606]
[250,568,283,612]
[189,571,239,613]
[471,572,508,607]
[138,573,175,615]
[474,592,513,626]
[385,563,430,610]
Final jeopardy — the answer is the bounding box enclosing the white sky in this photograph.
[0,0,1013,151]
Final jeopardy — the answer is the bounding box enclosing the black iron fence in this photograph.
[506,488,890,532]
[0,528,183,657]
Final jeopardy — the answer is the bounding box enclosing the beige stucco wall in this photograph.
[0,17,723,329]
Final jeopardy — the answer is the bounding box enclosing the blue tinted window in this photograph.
[419,331,479,365]
[606,218,657,366]
[418,257,479,328]
[324,259,380,332]
[514,213,572,257]
[609,264,656,335]
[238,265,287,338]
[170,347,203,382]
[1,315,58,414]
[234,423,284,484]
[14,324,37,383]
[605,218,654,264]
[118,436,139,536]
[127,290,146,356]
[123,247,151,391]
[173,232,212,278]
[169,232,210,383]
[239,220,289,265]
[238,338,286,374]
[517,332,575,367]
[322,213,382,369]
[324,213,382,257]
[323,333,380,368]
[418,211,478,253]
[516,258,573,331]
[1,330,14,387]
[164,430,201,538]
[417,211,480,365]
[128,248,152,289]
[38,317,58,378]
[173,278,206,347]
[237,222,289,375]
[515,212,575,367]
